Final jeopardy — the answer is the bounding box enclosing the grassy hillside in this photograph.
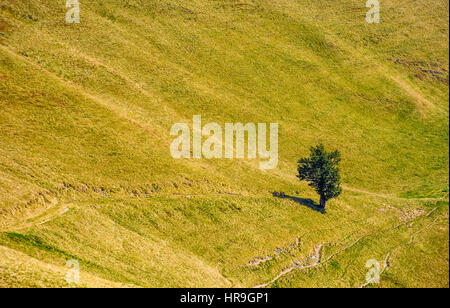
[0,0,448,287]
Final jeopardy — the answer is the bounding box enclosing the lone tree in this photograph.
[297,144,342,210]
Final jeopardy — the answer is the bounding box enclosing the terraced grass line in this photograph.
[1,183,432,233]
[0,191,247,232]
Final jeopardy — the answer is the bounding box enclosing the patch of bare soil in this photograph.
[392,58,449,85]
[377,206,425,222]
[253,244,323,288]
[247,238,300,267]
[0,20,9,32]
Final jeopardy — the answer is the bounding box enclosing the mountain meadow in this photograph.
[0,0,448,288]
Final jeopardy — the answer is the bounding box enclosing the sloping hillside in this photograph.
[0,0,448,287]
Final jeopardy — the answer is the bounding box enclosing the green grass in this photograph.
[0,0,448,287]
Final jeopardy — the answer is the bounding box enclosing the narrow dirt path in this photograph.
[0,201,78,233]
[359,252,391,289]
[0,190,248,233]
[342,185,445,201]
[253,207,439,288]
[254,244,323,288]
[358,209,443,288]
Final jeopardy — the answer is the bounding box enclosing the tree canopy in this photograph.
[297,144,342,209]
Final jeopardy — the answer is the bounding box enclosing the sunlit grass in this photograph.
[0,0,448,287]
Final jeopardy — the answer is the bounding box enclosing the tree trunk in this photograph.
[320,195,326,209]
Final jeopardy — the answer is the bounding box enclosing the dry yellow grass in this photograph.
[0,0,448,287]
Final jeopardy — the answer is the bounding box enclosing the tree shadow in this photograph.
[272,192,326,214]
